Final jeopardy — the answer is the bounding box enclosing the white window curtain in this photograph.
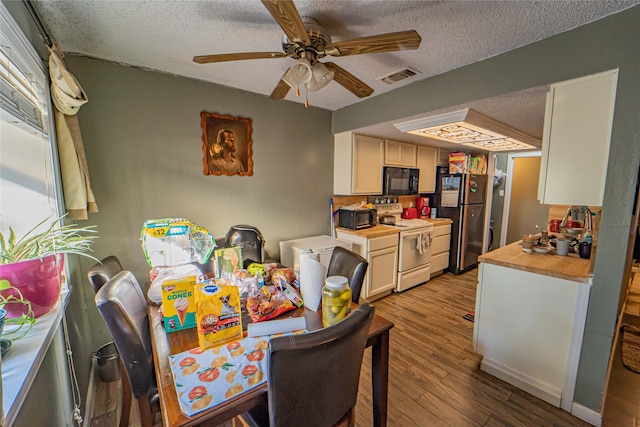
[48,45,98,220]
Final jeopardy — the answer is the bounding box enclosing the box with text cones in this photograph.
[161,275,197,333]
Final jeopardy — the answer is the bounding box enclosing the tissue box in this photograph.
[141,218,215,267]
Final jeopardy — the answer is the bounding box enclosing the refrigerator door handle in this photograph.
[459,206,468,268]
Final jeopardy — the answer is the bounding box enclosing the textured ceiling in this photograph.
[32,0,639,151]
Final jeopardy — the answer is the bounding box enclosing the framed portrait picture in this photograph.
[201,112,253,176]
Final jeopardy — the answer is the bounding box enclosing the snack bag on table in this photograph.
[246,271,297,322]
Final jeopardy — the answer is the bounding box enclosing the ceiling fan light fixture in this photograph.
[394,109,540,152]
[289,58,313,84]
[306,62,334,92]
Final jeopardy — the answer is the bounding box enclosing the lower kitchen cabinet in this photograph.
[473,262,590,413]
[430,222,451,276]
[336,230,398,301]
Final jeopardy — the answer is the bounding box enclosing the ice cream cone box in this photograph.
[161,276,197,333]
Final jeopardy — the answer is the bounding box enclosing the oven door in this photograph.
[397,227,433,272]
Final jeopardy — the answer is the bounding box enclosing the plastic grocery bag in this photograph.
[147,264,205,304]
[141,218,215,267]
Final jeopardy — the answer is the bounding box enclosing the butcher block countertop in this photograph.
[336,224,399,238]
[337,218,453,239]
[429,218,453,226]
[478,240,592,284]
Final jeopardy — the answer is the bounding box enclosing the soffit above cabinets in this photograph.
[394,108,541,152]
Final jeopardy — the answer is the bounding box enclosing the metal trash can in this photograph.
[93,342,121,382]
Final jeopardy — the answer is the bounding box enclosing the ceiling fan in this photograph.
[193,0,422,105]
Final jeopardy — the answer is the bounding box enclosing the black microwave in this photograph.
[338,208,377,230]
[383,166,419,195]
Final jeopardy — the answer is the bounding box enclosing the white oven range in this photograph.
[373,204,433,292]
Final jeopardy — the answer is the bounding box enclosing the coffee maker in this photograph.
[416,197,430,218]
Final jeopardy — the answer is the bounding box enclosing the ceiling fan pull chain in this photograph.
[304,85,309,108]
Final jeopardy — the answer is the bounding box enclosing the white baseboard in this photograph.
[480,358,561,407]
[82,358,97,427]
[571,402,602,426]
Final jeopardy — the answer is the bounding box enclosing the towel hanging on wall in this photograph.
[48,45,98,220]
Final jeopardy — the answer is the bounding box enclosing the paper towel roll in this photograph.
[247,317,307,337]
[299,251,326,312]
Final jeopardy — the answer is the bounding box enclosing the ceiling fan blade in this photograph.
[270,73,291,99]
[327,30,421,57]
[324,62,373,98]
[193,52,286,64]
[261,0,310,45]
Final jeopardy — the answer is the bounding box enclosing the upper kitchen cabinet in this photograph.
[417,146,437,193]
[384,139,417,167]
[437,148,450,166]
[334,132,384,195]
[538,69,618,206]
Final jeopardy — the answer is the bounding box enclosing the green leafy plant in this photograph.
[0,215,99,264]
[0,215,99,339]
[0,279,36,340]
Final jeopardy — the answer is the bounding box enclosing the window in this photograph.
[1,3,60,238]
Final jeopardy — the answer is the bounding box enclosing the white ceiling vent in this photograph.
[378,67,421,85]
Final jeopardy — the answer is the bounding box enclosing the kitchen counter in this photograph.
[478,240,591,284]
[336,225,399,238]
[428,218,453,226]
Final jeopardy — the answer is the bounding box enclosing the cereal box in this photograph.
[213,247,243,279]
[161,276,197,333]
[195,283,243,350]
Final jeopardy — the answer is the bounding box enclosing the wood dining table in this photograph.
[149,302,394,427]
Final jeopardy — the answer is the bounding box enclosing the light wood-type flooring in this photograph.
[91,269,640,426]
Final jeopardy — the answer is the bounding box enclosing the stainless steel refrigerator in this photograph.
[438,173,488,274]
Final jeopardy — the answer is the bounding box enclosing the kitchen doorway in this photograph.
[500,152,550,246]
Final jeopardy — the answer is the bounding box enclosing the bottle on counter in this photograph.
[322,276,352,327]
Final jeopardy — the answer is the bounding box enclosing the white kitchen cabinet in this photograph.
[334,132,384,195]
[430,222,451,276]
[335,231,398,301]
[473,263,590,412]
[417,146,437,193]
[437,148,450,166]
[384,139,417,167]
[537,69,618,206]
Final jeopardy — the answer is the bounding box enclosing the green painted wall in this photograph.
[64,54,333,356]
[333,5,640,412]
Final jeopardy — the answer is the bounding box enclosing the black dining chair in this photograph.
[327,246,369,303]
[87,255,124,294]
[241,303,375,427]
[95,270,159,427]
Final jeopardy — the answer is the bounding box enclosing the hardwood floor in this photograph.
[91,268,640,426]
[354,270,596,427]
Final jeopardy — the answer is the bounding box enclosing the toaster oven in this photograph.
[338,207,377,230]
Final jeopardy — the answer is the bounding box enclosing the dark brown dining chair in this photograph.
[268,303,374,427]
[95,270,159,427]
[242,303,375,427]
[87,255,133,427]
[87,255,124,293]
[327,246,369,302]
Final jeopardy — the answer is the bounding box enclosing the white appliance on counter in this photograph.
[279,235,353,273]
[373,203,434,292]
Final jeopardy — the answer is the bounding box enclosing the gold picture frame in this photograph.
[201,111,253,176]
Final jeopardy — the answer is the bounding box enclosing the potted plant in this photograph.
[0,215,98,338]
